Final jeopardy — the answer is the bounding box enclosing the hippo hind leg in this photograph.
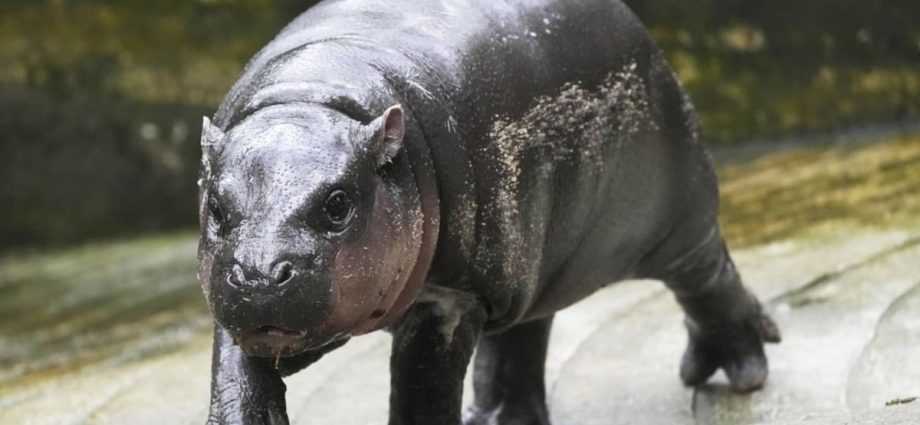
[463,316,553,425]
[640,224,781,393]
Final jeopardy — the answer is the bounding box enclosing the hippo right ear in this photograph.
[369,105,405,167]
[200,116,225,179]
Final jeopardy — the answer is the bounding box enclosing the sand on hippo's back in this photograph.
[480,61,656,279]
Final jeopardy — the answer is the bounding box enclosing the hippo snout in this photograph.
[208,252,337,355]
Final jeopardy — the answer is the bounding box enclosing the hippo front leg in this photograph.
[206,325,289,425]
[389,287,488,425]
[206,324,348,424]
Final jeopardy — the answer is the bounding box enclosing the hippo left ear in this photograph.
[370,105,405,167]
[200,116,225,179]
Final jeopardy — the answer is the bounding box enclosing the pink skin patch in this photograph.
[325,183,424,337]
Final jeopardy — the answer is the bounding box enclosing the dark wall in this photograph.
[0,86,207,248]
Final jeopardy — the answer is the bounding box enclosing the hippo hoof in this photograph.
[463,400,551,425]
[679,312,781,393]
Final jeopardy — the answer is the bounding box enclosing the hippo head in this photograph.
[197,104,424,358]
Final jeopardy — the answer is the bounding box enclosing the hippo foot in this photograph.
[206,408,289,425]
[679,312,781,393]
[462,398,551,425]
[205,393,289,425]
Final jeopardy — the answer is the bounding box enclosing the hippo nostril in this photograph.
[227,264,247,289]
[271,261,295,285]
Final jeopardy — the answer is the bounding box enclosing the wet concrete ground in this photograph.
[2,133,919,424]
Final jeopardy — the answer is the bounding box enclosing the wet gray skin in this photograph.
[197,0,780,424]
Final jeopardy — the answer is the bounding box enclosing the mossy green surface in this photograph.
[718,134,920,248]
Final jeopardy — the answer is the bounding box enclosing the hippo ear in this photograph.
[370,105,405,167]
[201,116,225,148]
[200,116,225,179]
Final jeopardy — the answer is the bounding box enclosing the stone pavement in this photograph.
[2,133,919,424]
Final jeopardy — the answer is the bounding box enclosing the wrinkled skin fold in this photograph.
[197,0,780,424]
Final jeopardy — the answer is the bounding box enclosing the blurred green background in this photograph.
[0,0,918,252]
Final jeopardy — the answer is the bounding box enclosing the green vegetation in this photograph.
[626,0,920,143]
[0,0,291,105]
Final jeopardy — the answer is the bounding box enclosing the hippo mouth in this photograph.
[233,326,311,358]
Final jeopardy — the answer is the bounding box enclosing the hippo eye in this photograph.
[324,189,354,229]
[207,197,229,234]
[207,198,221,222]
